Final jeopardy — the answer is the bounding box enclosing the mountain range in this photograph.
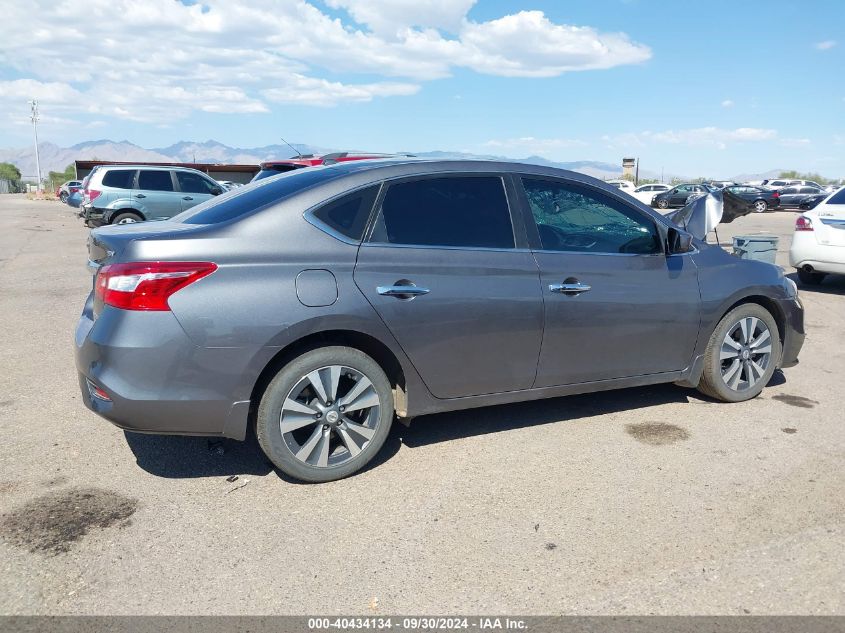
[0,138,788,183]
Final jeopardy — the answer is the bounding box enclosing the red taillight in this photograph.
[95,262,217,311]
[86,188,101,202]
[772,191,780,198]
[795,216,813,232]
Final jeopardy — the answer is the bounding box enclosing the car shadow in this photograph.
[786,271,845,295]
[125,377,788,481]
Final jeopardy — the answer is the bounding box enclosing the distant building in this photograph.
[622,158,636,178]
[74,160,260,184]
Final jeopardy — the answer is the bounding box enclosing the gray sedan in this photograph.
[76,160,805,482]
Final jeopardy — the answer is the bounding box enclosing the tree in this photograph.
[48,163,76,187]
[0,162,21,181]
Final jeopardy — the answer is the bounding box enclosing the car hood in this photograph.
[666,189,752,239]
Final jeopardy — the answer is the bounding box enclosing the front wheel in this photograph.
[754,200,769,213]
[657,199,669,209]
[697,304,782,402]
[60,192,69,203]
[256,346,394,482]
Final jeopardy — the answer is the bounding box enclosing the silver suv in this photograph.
[81,165,224,226]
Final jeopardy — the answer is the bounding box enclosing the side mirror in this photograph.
[210,185,223,196]
[667,226,693,254]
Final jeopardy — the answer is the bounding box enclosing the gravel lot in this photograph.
[0,194,842,615]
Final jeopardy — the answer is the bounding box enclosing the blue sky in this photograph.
[1,0,843,178]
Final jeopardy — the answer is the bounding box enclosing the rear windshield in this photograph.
[251,165,307,182]
[828,189,845,205]
[175,167,348,224]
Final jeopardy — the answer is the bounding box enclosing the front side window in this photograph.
[522,178,662,255]
[138,170,174,192]
[369,176,514,249]
[311,186,379,241]
[177,171,217,194]
[101,170,136,189]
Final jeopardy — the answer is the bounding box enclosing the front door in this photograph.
[175,171,219,212]
[353,174,544,399]
[518,177,702,387]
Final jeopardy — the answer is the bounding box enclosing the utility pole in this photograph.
[635,157,640,186]
[28,99,43,192]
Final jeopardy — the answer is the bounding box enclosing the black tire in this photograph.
[657,199,669,209]
[797,268,826,285]
[697,303,782,403]
[753,199,769,213]
[110,211,143,225]
[256,346,394,482]
[60,192,68,203]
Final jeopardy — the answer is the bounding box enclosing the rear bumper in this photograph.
[789,235,845,274]
[74,297,255,440]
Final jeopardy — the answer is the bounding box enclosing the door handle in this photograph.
[182,196,193,201]
[134,193,146,198]
[550,282,591,294]
[377,285,430,299]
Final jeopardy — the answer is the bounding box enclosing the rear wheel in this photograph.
[256,346,394,482]
[111,211,143,225]
[754,199,769,213]
[697,304,781,403]
[797,268,826,285]
[60,192,68,203]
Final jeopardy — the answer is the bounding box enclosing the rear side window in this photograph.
[138,170,174,192]
[369,176,514,249]
[177,171,217,194]
[828,189,845,205]
[311,186,379,241]
[102,170,136,189]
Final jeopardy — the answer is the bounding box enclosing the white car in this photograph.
[605,179,636,192]
[630,183,671,205]
[789,188,845,285]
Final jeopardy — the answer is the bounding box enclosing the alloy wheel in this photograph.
[117,217,137,224]
[279,365,381,468]
[754,200,768,213]
[719,317,773,392]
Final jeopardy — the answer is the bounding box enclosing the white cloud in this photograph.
[0,0,651,125]
[721,99,734,108]
[603,127,778,150]
[815,40,837,50]
[780,138,811,147]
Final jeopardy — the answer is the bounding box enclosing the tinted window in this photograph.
[176,166,351,225]
[177,171,217,194]
[800,187,817,194]
[782,187,798,194]
[311,186,379,241]
[522,178,662,255]
[370,176,514,249]
[138,170,174,192]
[102,170,136,189]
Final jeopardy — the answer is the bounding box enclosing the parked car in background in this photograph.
[56,180,82,203]
[722,184,782,213]
[762,179,823,190]
[605,179,636,192]
[778,185,823,209]
[217,180,243,191]
[67,190,83,208]
[704,181,738,189]
[631,183,671,205]
[76,159,804,482]
[81,165,224,226]
[799,192,830,211]
[652,183,714,209]
[790,187,845,285]
[252,152,413,182]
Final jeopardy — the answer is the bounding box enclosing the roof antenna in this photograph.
[280,137,303,159]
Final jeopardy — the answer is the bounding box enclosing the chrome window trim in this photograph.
[361,242,532,254]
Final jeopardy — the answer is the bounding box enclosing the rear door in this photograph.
[134,170,183,220]
[353,174,544,398]
[517,177,701,387]
[175,170,219,211]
